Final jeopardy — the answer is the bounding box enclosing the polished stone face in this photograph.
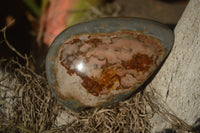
[54,31,165,106]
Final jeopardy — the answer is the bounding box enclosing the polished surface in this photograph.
[56,31,164,100]
[46,18,174,112]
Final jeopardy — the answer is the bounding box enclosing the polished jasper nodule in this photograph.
[54,31,165,106]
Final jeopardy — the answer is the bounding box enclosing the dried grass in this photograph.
[0,54,195,133]
[0,58,61,133]
[0,56,154,133]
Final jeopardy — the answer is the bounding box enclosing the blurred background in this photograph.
[0,0,188,64]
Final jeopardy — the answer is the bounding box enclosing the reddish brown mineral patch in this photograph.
[66,38,81,44]
[98,69,118,88]
[81,77,102,96]
[126,54,153,72]
[81,69,119,96]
